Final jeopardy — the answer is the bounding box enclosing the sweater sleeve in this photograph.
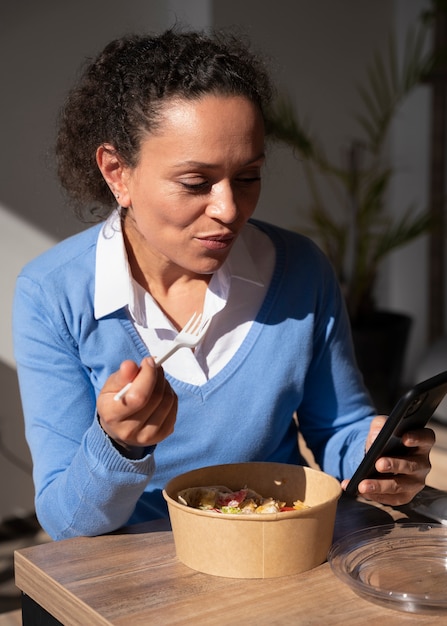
[13,274,155,540]
[296,250,376,480]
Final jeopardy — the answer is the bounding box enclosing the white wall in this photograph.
[0,0,434,520]
[215,0,395,230]
[0,206,57,519]
[385,0,432,381]
[0,0,212,522]
[214,0,433,382]
[1,207,56,368]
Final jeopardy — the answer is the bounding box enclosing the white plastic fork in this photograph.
[113,312,211,401]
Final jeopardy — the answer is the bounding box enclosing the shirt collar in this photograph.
[227,228,265,286]
[94,210,131,319]
[94,211,264,321]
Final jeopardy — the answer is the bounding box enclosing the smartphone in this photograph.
[345,369,447,497]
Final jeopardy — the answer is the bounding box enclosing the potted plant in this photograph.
[266,24,435,410]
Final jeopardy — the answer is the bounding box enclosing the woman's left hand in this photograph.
[342,415,436,506]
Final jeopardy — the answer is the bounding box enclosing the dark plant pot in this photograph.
[351,310,412,413]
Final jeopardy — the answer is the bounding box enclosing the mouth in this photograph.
[196,232,236,251]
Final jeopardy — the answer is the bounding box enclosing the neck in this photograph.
[122,220,210,330]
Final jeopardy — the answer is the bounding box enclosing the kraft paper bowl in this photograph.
[163,462,342,578]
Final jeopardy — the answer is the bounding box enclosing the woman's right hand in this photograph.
[97,357,177,453]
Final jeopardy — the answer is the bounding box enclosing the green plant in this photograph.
[266,24,435,324]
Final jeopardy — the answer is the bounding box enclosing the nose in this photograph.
[205,181,238,224]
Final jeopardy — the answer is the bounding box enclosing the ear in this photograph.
[96,144,131,207]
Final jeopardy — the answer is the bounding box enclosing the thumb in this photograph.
[366,415,387,450]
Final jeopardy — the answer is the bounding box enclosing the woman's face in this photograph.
[119,95,265,281]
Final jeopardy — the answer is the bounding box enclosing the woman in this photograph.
[13,29,434,540]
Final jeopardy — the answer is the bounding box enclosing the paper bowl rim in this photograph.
[162,462,342,521]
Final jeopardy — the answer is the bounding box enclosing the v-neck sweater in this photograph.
[13,219,374,540]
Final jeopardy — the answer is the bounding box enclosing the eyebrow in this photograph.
[172,153,266,169]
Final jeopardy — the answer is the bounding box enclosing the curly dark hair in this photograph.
[56,28,274,222]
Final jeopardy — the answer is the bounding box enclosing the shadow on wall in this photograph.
[0,360,35,522]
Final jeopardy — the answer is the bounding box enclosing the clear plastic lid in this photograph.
[328,523,447,614]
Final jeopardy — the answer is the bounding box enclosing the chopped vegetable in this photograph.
[177,485,309,514]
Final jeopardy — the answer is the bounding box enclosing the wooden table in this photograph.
[14,492,447,625]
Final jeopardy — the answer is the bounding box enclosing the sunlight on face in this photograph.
[121,95,266,282]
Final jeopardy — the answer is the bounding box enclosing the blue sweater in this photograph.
[13,220,374,540]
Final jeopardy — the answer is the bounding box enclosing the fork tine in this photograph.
[195,315,211,336]
[188,313,205,335]
[181,312,200,334]
[114,311,207,402]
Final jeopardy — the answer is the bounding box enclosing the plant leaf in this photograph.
[355,25,433,154]
[372,208,432,264]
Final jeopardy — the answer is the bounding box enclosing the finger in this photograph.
[111,369,178,445]
[116,358,158,409]
[374,457,424,482]
[139,386,178,445]
[374,428,434,478]
[102,360,140,396]
[119,359,141,383]
[357,448,431,505]
[342,471,426,504]
[140,362,175,415]
[357,475,422,506]
[97,360,142,427]
[376,452,431,483]
[111,361,143,401]
[365,415,387,450]
[401,427,436,451]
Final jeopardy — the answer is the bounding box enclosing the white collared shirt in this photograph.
[95,210,275,385]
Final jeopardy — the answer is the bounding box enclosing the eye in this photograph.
[180,181,211,194]
[180,180,208,189]
[178,175,211,194]
[235,169,262,185]
[236,175,261,184]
